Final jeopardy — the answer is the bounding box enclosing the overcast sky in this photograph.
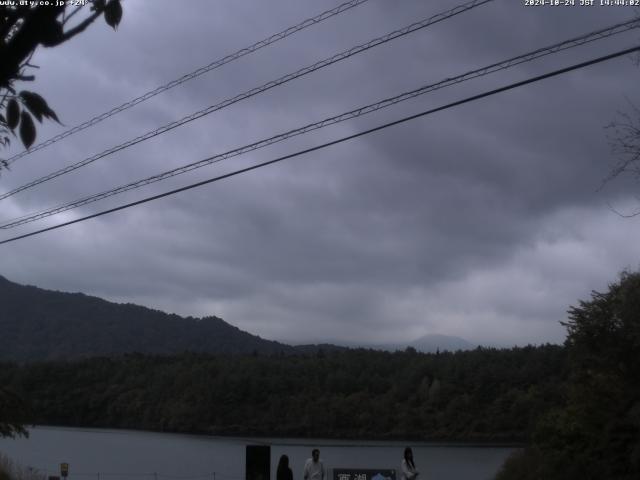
[1,0,639,346]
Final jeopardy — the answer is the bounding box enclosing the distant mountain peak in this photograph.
[409,333,475,352]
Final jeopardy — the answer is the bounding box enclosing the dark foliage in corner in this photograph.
[0,0,122,154]
[497,271,640,480]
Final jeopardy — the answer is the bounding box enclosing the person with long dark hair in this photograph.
[401,447,419,480]
[277,455,293,480]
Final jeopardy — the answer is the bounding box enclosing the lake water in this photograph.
[0,427,516,480]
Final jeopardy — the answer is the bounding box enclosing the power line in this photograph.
[3,0,372,166]
[0,0,494,201]
[2,18,637,229]
[1,44,637,246]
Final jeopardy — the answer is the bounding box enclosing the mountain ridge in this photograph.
[0,275,475,361]
[0,275,296,361]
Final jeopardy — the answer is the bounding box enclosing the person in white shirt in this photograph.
[400,447,419,480]
[303,448,325,480]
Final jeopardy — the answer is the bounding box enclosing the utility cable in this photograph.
[3,0,372,166]
[1,44,638,246]
[0,0,494,201]
[2,19,637,229]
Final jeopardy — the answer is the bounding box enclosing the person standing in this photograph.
[401,447,419,480]
[303,448,325,480]
[277,455,294,480]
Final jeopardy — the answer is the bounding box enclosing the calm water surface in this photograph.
[0,427,516,480]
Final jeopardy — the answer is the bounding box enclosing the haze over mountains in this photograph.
[0,275,473,362]
[377,334,475,352]
[315,334,475,353]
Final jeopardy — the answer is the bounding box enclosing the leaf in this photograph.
[19,111,36,149]
[40,21,63,47]
[91,0,106,11]
[104,0,122,30]
[6,99,19,130]
[44,107,61,124]
[0,113,6,125]
[19,91,61,125]
[20,91,45,122]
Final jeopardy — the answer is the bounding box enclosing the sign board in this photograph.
[60,463,69,478]
[333,469,396,480]
[245,445,270,480]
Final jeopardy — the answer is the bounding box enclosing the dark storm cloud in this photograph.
[1,0,640,346]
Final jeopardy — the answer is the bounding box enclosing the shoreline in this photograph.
[23,424,526,448]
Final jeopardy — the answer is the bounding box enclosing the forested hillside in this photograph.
[0,275,294,360]
[0,345,565,441]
